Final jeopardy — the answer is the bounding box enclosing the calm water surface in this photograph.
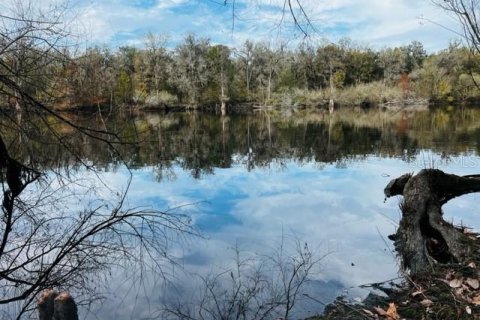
[86,108,480,319]
[11,108,480,319]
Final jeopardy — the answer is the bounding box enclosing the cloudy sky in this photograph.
[58,0,463,51]
[4,0,463,51]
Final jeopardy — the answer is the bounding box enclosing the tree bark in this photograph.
[385,169,480,275]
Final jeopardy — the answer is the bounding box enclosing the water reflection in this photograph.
[124,108,480,177]
[4,108,480,176]
[3,108,480,318]
[93,152,480,319]
[57,108,477,319]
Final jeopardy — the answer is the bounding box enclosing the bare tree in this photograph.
[434,1,480,52]
[174,34,210,106]
[432,1,480,88]
[222,0,316,38]
[162,238,328,320]
[0,0,72,109]
[0,2,196,319]
[234,41,255,99]
[279,0,317,37]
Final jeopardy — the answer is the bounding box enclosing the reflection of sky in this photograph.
[91,151,480,319]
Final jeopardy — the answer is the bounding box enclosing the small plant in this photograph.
[162,237,329,320]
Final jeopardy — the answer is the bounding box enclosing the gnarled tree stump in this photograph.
[385,169,480,275]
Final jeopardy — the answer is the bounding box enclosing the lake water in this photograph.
[5,107,480,319]
[85,108,480,319]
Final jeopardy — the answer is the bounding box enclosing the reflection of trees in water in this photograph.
[162,238,327,320]
[0,106,197,317]
[117,108,480,179]
[3,108,480,182]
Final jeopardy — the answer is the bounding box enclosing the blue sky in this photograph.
[57,0,464,51]
[0,0,463,51]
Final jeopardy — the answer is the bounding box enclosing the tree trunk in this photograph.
[221,101,226,116]
[328,62,335,114]
[328,99,334,114]
[267,69,272,105]
[385,169,480,275]
[220,73,227,116]
[246,64,250,98]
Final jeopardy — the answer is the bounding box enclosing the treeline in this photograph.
[3,34,480,110]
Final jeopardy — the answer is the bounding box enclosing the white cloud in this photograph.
[1,0,465,50]
[212,0,455,50]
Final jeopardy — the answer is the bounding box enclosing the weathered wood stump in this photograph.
[38,289,78,320]
[385,169,480,275]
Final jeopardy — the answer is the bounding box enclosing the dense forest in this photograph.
[2,33,480,111]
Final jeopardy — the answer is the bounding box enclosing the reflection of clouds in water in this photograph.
[89,152,480,318]
[209,162,399,287]
[443,193,480,230]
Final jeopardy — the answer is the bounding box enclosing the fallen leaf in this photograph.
[386,303,400,320]
[420,299,434,307]
[466,306,472,314]
[472,295,480,305]
[466,278,480,290]
[362,309,374,316]
[411,290,424,297]
[468,262,476,269]
[449,278,463,288]
[374,306,387,316]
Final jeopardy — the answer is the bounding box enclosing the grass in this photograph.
[270,82,405,108]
